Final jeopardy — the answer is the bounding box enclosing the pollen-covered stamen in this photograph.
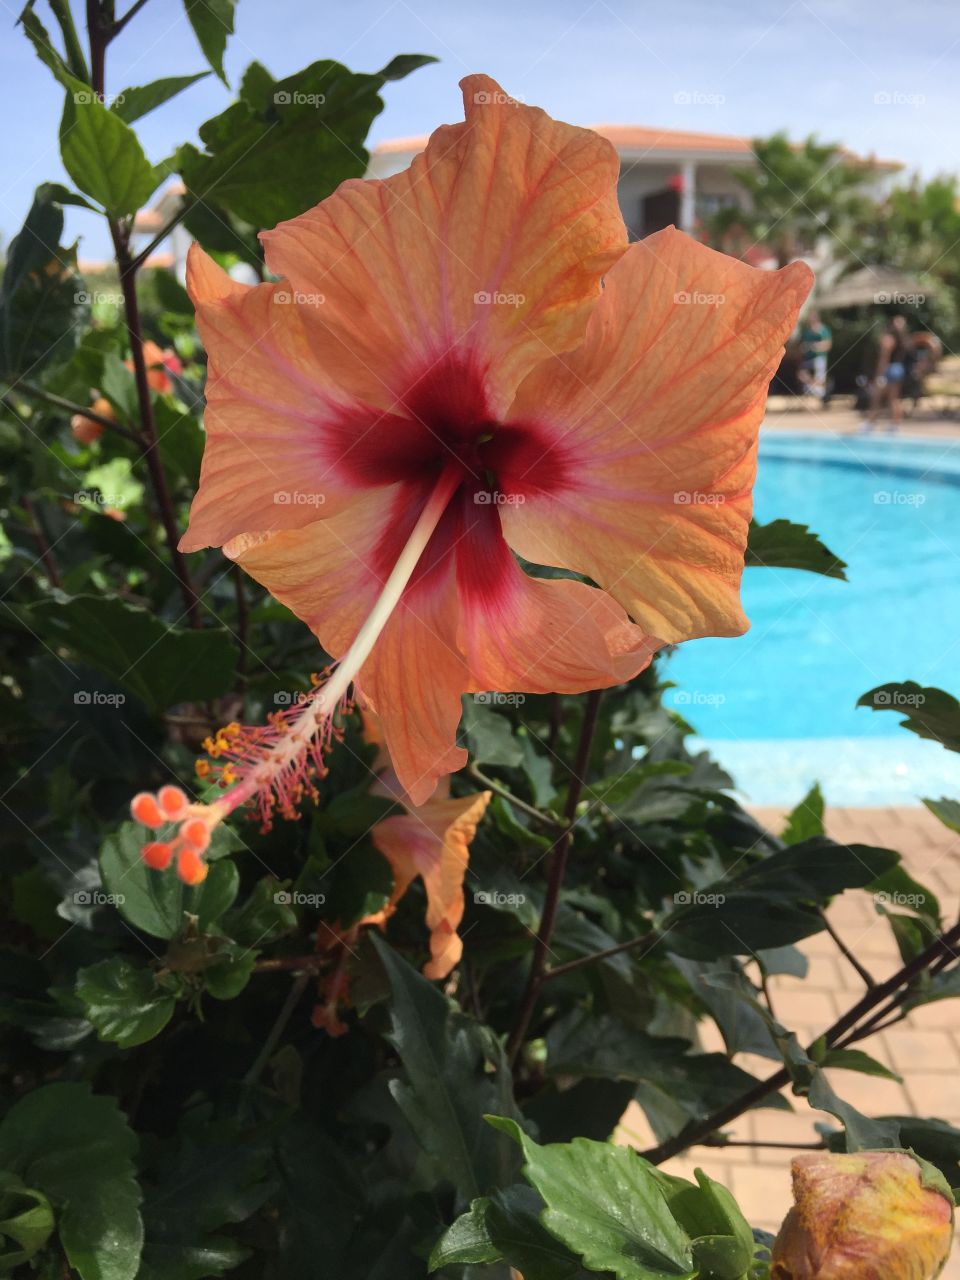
[130,461,465,881]
[196,683,352,833]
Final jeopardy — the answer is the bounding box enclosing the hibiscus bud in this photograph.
[70,396,114,445]
[771,1150,954,1279]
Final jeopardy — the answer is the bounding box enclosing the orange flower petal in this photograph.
[229,485,659,804]
[372,790,491,979]
[180,246,381,551]
[227,487,469,806]
[260,73,627,422]
[500,228,813,642]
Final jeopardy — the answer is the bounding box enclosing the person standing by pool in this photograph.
[864,315,912,431]
[799,309,832,399]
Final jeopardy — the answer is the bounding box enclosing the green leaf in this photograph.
[807,1071,900,1151]
[746,518,847,579]
[924,796,960,833]
[0,1083,143,1280]
[429,1198,502,1269]
[819,1048,902,1082]
[0,1173,54,1269]
[195,858,240,931]
[184,0,236,84]
[76,956,176,1047]
[100,821,239,940]
[488,1118,695,1280]
[21,594,237,713]
[857,683,960,752]
[781,782,824,844]
[177,54,433,235]
[664,838,899,957]
[545,1013,788,1143]
[112,72,210,124]
[372,934,521,1202]
[430,1185,597,1278]
[0,185,87,378]
[651,1168,755,1280]
[203,946,255,1000]
[60,79,158,215]
[462,698,524,767]
[137,1112,272,1280]
[376,53,439,80]
[869,864,941,925]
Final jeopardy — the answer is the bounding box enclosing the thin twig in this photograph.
[819,907,876,987]
[112,0,151,36]
[13,382,140,443]
[697,1137,826,1151]
[467,764,566,830]
[242,973,310,1086]
[506,690,603,1067]
[640,919,960,1164]
[543,931,659,981]
[129,197,197,274]
[21,497,62,588]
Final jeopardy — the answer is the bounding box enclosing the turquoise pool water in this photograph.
[663,430,960,804]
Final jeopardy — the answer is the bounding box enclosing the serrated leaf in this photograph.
[0,1173,55,1268]
[100,821,239,940]
[0,185,87,377]
[60,79,158,215]
[372,934,521,1203]
[0,1083,143,1280]
[857,683,960,752]
[664,838,899,958]
[746,518,847,579]
[462,698,524,768]
[924,796,960,833]
[21,594,237,713]
[488,1118,694,1280]
[112,73,210,124]
[781,781,824,845]
[177,54,433,237]
[76,956,176,1047]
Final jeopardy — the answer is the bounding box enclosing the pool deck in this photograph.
[617,803,960,1272]
[765,398,960,437]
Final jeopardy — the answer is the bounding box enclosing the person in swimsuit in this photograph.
[864,315,912,431]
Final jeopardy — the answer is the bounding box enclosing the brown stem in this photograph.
[506,690,603,1067]
[543,930,659,981]
[22,497,62,588]
[640,919,960,1164]
[232,563,248,691]
[111,220,201,627]
[86,0,201,628]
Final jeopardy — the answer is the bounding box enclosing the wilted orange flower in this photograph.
[771,1150,954,1280]
[132,73,809,880]
[132,340,182,394]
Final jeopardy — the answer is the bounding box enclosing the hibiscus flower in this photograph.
[132,74,811,880]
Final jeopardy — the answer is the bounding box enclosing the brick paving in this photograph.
[616,805,960,1273]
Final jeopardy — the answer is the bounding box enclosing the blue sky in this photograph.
[2,0,958,260]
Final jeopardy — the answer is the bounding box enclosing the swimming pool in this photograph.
[663,429,960,805]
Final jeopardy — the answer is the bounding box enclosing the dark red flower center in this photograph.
[321,350,574,605]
